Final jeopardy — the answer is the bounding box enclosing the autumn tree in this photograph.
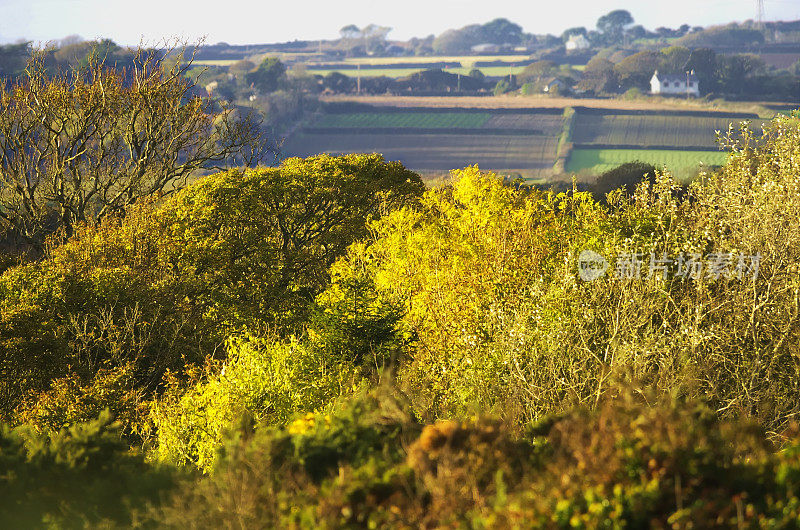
[0,44,271,246]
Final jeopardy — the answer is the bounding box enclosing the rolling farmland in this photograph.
[284,133,559,177]
[282,103,757,182]
[572,114,765,149]
[314,112,491,128]
[283,108,564,178]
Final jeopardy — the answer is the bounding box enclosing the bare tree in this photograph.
[0,42,274,246]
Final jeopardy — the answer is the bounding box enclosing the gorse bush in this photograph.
[0,410,175,528]
[151,335,364,471]
[146,386,800,528]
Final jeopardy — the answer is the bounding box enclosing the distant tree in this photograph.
[494,78,512,95]
[627,25,649,40]
[659,45,691,73]
[519,60,557,84]
[339,25,362,40]
[433,25,483,54]
[597,9,634,44]
[228,59,255,78]
[361,24,392,53]
[321,71,356,93]
[591,161,657,198]
[577,56,618,93]
[676,26,765,47]
[561,27,588,42]
[468,68,485,80]
[246,57,287,93]
[0,42,30,77]
[481,18,524,45]
[655,27,680,39]
[58,34,84,47]
[715,53,766,95]
[686,48,718,92]
[614,50,661,90]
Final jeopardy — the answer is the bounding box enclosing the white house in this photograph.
[471,43,502,53]
[565,34,591,51]
[650,70,700,97]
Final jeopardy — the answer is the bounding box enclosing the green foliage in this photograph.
[148,387,800,528]
[592,161,658,197]
[246,56,287,92]
[151,334,365,471]
[0,410,175,528]
[0,154,423,436]
[320,115,800,434]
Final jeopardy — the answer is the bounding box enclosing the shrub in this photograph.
[149,387,800,528]
[150,335,362,471]
[0,411,175,528]
[0,154,423,435]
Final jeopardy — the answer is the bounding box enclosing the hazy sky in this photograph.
[1,0,799,45]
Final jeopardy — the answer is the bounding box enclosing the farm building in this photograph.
[565,34,591,51]
[650,70,700,96]
[542,78,566,93]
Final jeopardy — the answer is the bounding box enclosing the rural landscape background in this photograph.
[1,3,800,527]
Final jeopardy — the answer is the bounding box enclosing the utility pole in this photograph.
[457,72,461,92]
[357,63,361,94]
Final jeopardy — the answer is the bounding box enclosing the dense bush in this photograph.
[2,113,800,526]
[150,335,364,471]
[0,154,423,435]
[0,411,175,528]
[145,386,800,528]
[322,115,800,432]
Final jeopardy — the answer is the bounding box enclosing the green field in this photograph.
[566,148,730,179]
[315,112,491,128]
[572,114,764,149]
[342,55,530,65]
[305,65,528,78]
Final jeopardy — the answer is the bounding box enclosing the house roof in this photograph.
[567,34,589,42]
[542,77,565,86]
[653,70,698,83]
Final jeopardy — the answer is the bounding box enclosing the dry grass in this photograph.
[320,94,783,115]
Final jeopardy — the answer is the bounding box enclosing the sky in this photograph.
[1,0,799,46]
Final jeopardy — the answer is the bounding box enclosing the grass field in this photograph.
[305,66,528,78]
[572,114,765,148]
[315,112,492,128]
[341,55,531,65]
[566,148,730,179]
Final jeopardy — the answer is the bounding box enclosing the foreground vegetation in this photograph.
[1,103,800,526]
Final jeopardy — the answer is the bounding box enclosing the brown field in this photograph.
[483,114,564,130]
[320,95,783,117]
[282,132,558,178]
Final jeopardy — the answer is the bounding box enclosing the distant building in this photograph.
[650,70,700,96]
[471,43,502,53]
[542,78,566,93]
[565,34,591,51]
